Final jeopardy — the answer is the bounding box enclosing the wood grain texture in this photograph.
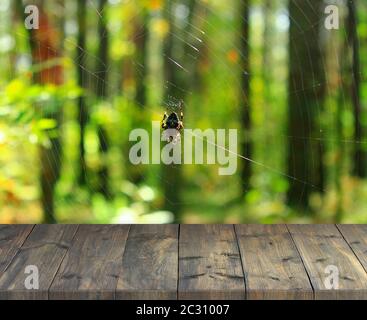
[235,225,313,299]
[0,225,34,276]
[288,224,367,299]
[50,225,130,300]
[337,225,367,272]
[0,225,78,300]
[116,225,178,300]
[0,224,367,300]
[179,225,245,300]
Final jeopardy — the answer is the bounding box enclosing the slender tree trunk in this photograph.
[336,77,346,223]
[240,0,252,194]
[347,0,367,178]
[163,0,183,219]
[334,8,349,223]
[30,3,64,223]
[162,0,202,221]
[135,15,148,108]
[262,0,273,97]
[77,0,89,186]
[262,0,273,119]
[96,0,110,198]
[127,11,149,185]
[287,0,326,209]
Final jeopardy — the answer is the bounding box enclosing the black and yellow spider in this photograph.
[161,101,184,143]
[161,110,184,131]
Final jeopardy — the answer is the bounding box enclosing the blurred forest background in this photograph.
[0,0,367,224]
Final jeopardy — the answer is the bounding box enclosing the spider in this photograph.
[161,109,184,143]
[161,111,184,131]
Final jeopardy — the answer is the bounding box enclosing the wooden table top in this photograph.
[0,224,366,300]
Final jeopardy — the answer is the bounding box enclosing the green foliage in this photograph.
[90,181,173,224]
[0,77,81,145]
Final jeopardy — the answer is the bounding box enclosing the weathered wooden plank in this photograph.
[235,225,313,299]
[288,224,367,299]
[337,225,367,273]
[0,225,34,276]
[178,225,245,300]
[116,225,178,300]
[50,225,130,300]
[0,225,78,300]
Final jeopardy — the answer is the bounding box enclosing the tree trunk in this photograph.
[135,15,148,108]
[348,0,367,178]
[335,74,346,223]
[30,3,64,223]
[334,14,349,222]
[127,11,149,185]
[240,0,252,194]
[96,0,110,198]
[163,0,184,219]
[262,0,273,119]
[162,0,202,221]
[287,0,326,209]
[77,0,89,186]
